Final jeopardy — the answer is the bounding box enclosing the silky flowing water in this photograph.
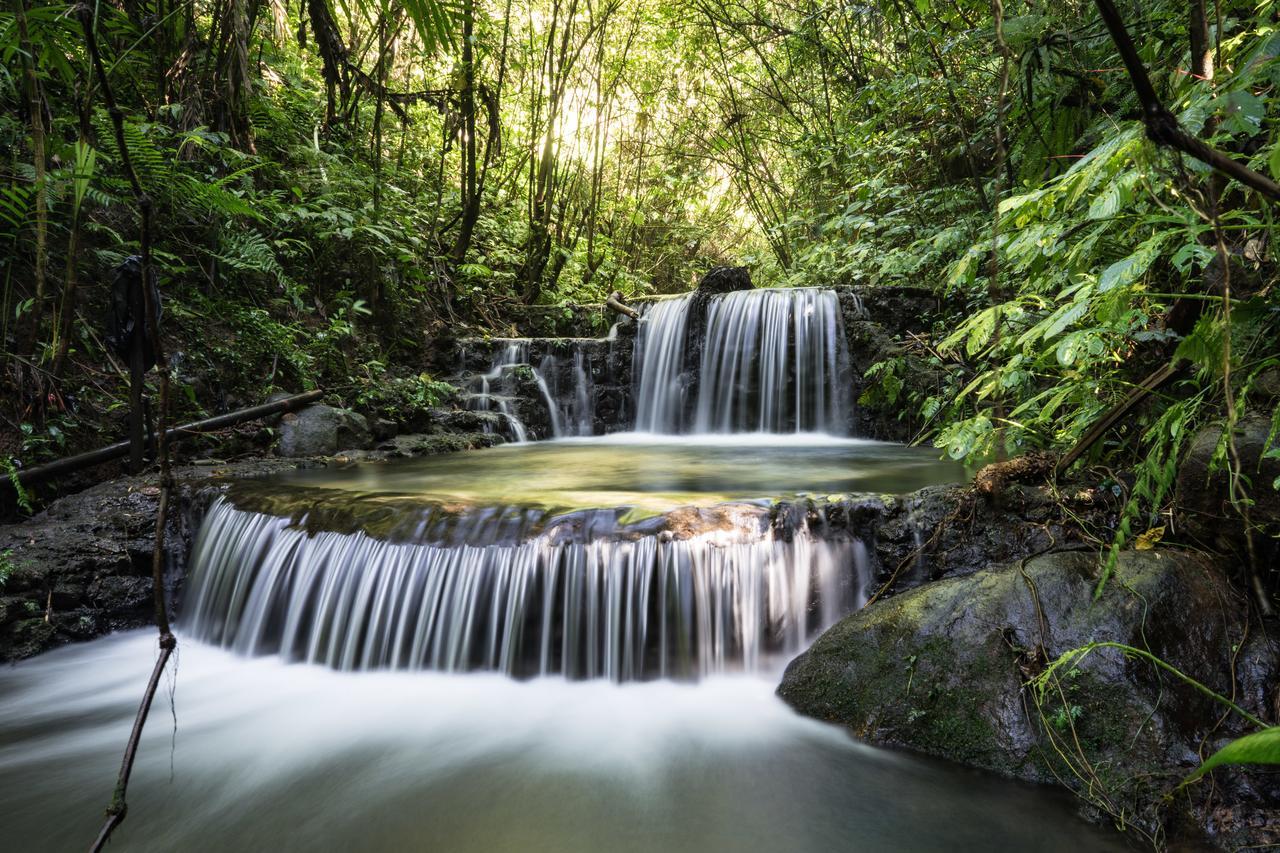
[0,290,1131,849]
[0,631,1128,852]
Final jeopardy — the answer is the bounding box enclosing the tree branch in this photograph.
[1093,0,1280,202]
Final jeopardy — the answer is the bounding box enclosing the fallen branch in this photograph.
[975,451,1057,498]
[605,290,640,320]
[13,389,324,488]
[1093,0,1280,202]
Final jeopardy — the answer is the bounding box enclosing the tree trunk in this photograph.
[450,0,480,263]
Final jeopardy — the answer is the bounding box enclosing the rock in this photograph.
[1177,414,1280,605]
[277,404,372,457]
[1250,367,1280,402]
[425,407,505,435]
[695,265,753,294]
[0,456,322,662]
[382,432,504,458]
[261,391,295,426]
[371,417,398,441]
[778,549,1279,847]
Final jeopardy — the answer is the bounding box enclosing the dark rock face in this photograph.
[695,265,753,294]
[277,405,373,457]
[779,549,1280,848]
[834,286,948,442]
[0,422,514,662]
[453,331,635,437]
[852,484,1109,592]
[0,471,209,661]
[1177,413,1280,607]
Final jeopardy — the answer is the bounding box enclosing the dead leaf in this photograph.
[1135,526,1165,550]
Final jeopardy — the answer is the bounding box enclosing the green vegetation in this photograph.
[1187,726,1280,781]
[1,0,1277,545]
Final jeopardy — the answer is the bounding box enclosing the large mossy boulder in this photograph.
[779,549,1279,846]
[277,404,372,457]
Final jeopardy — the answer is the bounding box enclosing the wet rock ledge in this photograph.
[0,427,502,662]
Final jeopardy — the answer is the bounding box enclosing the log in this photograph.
[12,389,325,487]
[605,290,640,320]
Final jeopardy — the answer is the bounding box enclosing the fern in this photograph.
[210,229,295,293]
[1,458,32,514]
[0,184,33,234]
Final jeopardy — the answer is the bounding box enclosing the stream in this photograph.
[0,288,1133,850]
[0,631,1128,851]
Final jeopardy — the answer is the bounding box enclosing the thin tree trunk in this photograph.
[451,0,480,263]
[13,0,48,371]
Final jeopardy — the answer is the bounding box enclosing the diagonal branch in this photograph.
[77,5,178,851]
[1093,0,1280,201]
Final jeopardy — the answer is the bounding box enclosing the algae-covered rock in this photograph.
[779,549,1279,847]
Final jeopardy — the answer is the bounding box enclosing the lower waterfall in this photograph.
[183,497,869,681]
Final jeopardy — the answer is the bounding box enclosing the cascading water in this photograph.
[463,341,535,441]
[632,297,692,433]
[183,497,869,681]
[633,288,851,435]
[182,288,882,683]
[461,339,597,440]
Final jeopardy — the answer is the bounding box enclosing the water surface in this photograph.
[268,433,966,517]
[0,632,1127,852]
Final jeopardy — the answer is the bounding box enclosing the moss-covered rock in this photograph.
[779,549,1279,848]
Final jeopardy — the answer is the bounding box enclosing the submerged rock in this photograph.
[779,549,1279,848]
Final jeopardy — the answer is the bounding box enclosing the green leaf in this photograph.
[1098,238,1161,292]
[1042,298,1089,341]
[1086,181,1121,220]
[1186,728,1280,782]
[1218,91,1265,136]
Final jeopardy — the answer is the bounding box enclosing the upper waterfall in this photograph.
[633,288,852,435]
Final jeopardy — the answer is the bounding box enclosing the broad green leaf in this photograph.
[1041,298,1089,341]
[1186,727,1280,781]
[1086,182,1121,220]
[1218,90,1265,136]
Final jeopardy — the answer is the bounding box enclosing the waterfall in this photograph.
[633,288,851,435]
[183,498,869,681]
[633,298,693,433]
[462,340,597,440]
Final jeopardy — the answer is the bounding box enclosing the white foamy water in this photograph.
[0,631,1126,852]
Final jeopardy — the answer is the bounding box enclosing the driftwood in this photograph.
[13,389,324,487]
[975,452,1057,498]
[605,290,640,320]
